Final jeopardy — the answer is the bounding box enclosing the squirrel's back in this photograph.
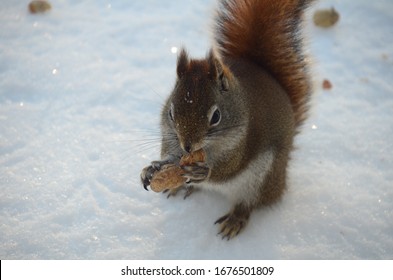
[215,0,313,126]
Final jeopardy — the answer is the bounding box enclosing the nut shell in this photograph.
[180,149,206,166]
[313,8,339,28]
[29,1,52,14]
[150,164,186,192]
[149,149,206,192]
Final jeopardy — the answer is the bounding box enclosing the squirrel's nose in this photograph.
[181,138,196,154]
[184,144,192,154]
[179,138,192,154]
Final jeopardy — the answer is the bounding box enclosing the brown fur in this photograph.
[215,0,313,126]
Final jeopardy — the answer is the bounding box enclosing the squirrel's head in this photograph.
[165,49,234,154]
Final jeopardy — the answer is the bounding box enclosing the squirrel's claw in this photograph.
[143,183,149,191]
[164,185,196,199]
[140,164,159,191]
[164,187,181,198]
[215,205,250,240]
[215,214,245,240]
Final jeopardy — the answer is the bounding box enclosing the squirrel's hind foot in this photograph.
[215,203,251,240]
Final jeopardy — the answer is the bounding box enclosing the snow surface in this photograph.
[0,0,392,260]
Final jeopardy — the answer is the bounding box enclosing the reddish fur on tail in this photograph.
[215,0,313,126]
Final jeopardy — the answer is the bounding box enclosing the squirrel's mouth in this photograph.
[178,137,205,155]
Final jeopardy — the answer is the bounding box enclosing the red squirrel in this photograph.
[141,0,313,239]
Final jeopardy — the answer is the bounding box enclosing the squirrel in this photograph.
[141,0,313,240]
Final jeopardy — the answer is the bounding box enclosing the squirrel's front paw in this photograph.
[164,184,196,199]
[140,159,174,190]
[140,165,155,190]
[182,162,210,183]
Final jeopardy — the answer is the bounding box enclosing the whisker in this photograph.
[145,84,167,104]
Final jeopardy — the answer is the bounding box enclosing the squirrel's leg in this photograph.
[215,202,251,240]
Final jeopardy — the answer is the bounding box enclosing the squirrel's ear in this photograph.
[208,50,229,91]
[176,49,189,78]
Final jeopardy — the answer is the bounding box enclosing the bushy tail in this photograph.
[215,0,313,126]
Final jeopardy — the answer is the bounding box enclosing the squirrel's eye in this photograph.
[209,108,221,126]
[169,109,173,121]
[169,103,174,122]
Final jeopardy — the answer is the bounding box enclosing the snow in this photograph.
[0,0,392,260]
